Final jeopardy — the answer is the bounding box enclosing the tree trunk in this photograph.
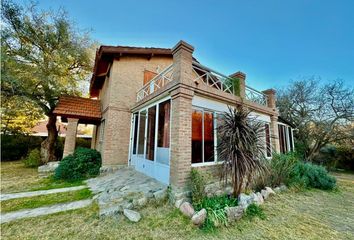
[41,114,58,164]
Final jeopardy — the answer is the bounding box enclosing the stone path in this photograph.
[0,199,93,224]
[0,186,87,201]
[86,167,167,217]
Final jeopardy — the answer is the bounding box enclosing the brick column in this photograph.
[230,71,246,99]
[91,125,97,149]
[171,40,194,86]
[170,88,194,189]
[262,89,280,153]
[170,40,195,190]
[63,118,79,157]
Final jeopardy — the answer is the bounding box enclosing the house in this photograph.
[53,40,295,191]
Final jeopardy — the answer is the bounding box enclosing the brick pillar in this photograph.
[91,125,97,149]
[229,71,246,98]
[63,118,79,157]
[170,88,194,189]
[270,115,280,153]
[170,40,195,190]
[171,40,194,86]
[262,89,276,109]
[262,89,280,153]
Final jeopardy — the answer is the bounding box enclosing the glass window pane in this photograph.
[265,124,271,157]
[138,110,146,156]
[288,127,293,152]
[146,106,156,161]
[132,113,138,154]
[278,125,284,154]
[192,110,203,163]
[156,100,170,165]
[204,111,214,162]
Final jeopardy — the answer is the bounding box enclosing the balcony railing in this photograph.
[136,61,268,107]
[136,64,174,101]
[192,61,268,106]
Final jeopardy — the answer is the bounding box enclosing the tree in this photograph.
[277,78,354,161]
[1,1,93,163]
[218,107,266,197]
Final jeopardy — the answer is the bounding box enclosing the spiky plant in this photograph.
[218,106,266,197]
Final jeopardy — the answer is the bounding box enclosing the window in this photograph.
[265,123,272,157]
[146,106,156,161]
[192,110,203,163]
[278,124,294,154]
[132,113,138,154]
[192,109,217,164]
[156,100,170,165]
[138,110,146,156]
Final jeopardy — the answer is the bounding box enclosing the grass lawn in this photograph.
[1,161,83,193]
[1,164,353,240]
[1,188,92,213]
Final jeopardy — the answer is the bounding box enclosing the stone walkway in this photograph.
[86,167,167,217]
[0,199,93,224]
[0,186,87,201]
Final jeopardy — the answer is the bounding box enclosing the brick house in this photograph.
[53,40,295,190]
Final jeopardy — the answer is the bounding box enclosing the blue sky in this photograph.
[18,0,354,90]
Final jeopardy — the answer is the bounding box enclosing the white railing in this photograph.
[192,61,234,94]
[136,64,174,101]
[245,86,268,106]
[192,61,268,106]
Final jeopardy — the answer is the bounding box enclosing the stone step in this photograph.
[0,186,87,201]
[0,199,93,224]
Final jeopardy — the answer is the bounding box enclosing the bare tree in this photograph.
[277,78,354,161]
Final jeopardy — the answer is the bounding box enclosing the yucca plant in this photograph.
[218,106,266,197]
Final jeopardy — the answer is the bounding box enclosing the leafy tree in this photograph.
[1,1,93,163]
[1,95,43,134]
[277,78,354,161]
[217,107,266,197]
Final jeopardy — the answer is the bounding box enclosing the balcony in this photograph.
[136,61,268,107]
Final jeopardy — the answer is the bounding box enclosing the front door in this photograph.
[130,98,171,185]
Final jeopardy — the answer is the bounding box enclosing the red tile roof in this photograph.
[53,96,101,123]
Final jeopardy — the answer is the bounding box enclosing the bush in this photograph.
[54,147,101,181]
[193,195,238,230]
[245,203,266,220]
[251,152,299,191]
[290,162,337,190]
[190,169,206,205]
[23,148,42,167]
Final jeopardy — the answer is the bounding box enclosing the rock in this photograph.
[255,192,264,205]
[261,189,269,200]
[175,199,185,208]
[191,208,207,226]
[123,209,141,222]
[279,184,288,192]
[153,189,167,200]
[274,187,281,193]
[38,161,59,173]
[133,196,147,207]
[238,193,252,208]
[225,206,244,222]
[265,187,276,195]
[120,186,129,191]
[179,202,195,218]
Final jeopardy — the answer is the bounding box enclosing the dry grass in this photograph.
[1,162,353,239]
[1,161,82,193]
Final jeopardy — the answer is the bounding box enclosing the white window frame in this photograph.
[264,123,272,159]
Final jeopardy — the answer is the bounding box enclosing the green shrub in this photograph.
[54,147,101,181]
[23,148,42,167]
[245,203,266,220]
[251,152,299,191]
[190,169,206,205]
[1,134,43,161]
[194,195,238,230]
[290,162,336,190]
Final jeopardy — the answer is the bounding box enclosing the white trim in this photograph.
[192,161,223,167]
